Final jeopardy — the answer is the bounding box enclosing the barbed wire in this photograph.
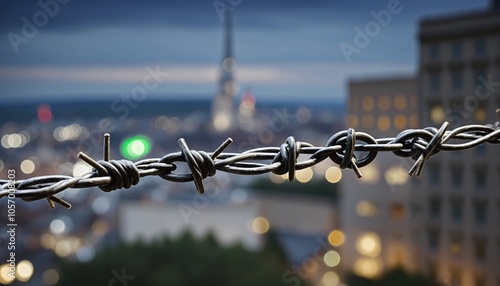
[1,120,499,209]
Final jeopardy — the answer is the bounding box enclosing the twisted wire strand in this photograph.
[1,121,499,209]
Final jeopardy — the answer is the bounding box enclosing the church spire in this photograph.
[211,10,238,132]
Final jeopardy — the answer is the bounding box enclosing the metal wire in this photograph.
[1,120,499,209]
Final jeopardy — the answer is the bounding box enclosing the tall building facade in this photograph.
[342,77,418,278]
[210,10,239,132]
[415,5,500,286]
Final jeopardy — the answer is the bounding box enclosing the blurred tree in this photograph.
[345,267,441,286]
[57,230,311,286]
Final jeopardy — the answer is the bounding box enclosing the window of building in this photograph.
[474,69,487,88]
[356,200,379,217]
[393,115,407,130]
[394,95,407,110]
[428,164,441,186]
[429,198,441,220]
[475,144,487,156]
[474,38,487,56]
[451,41,462,58]
[362,96,375,111]
[473,202,487,225]
[377,115,391,132]
[474,106,487,123]
[429,43,440,60]
[430,72,440,92]
[450,235,463,255]
[390,202,405,220]
[451,70,463,91]
[474,238,487,262]
[377,95,391,111]
[427,229,439,250]
[430,105,445,124]
[474,168,487,190]
[450,200,463,223]
[450,166,463,188]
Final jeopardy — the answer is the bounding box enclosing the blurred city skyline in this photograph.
[0,0,490,103]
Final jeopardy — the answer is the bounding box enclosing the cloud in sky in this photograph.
[0,0,490,102]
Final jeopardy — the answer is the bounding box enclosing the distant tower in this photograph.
[211,10,238,132]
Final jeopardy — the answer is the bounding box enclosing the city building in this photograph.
[210,10,239,132]
[342,77,418,278]
[415,3,500,286]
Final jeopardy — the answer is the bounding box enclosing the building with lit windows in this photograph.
[342,77,418,278]
[414,4,500,286]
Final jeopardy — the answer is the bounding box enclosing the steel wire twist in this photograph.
[1,120,499,209]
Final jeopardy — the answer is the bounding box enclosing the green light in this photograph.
[120,135,151,160]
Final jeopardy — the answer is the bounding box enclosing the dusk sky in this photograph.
[0,0,490,104]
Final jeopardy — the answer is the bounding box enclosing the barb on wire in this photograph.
[1,120,499,209]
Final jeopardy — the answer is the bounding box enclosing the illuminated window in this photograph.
[390,202,405,220]
[356,232,381,257]
[450,235,463,255]
[356,201,379,217]
[394,95,407,110]
[377,95,391,111]
[451,41,462,58]
[359,163,379,184]
[430,105,444,124]
[362,96,375,111]
[393,115,407,130]
[377,115,391,132]
[384,166,408,185]
[475,106,487,123]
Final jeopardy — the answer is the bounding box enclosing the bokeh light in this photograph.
[42,269,60,285]
[16,260,34,282]
[325,166,342,183]
[120,135,152,160]
[296,167,313,183]
[322,271,340,286]
[252,217,270,234]
[328,230,345,247]
[354,257,382,278]
[356,232,382,257]
[323,250,341,267]
[0,264,15,284]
